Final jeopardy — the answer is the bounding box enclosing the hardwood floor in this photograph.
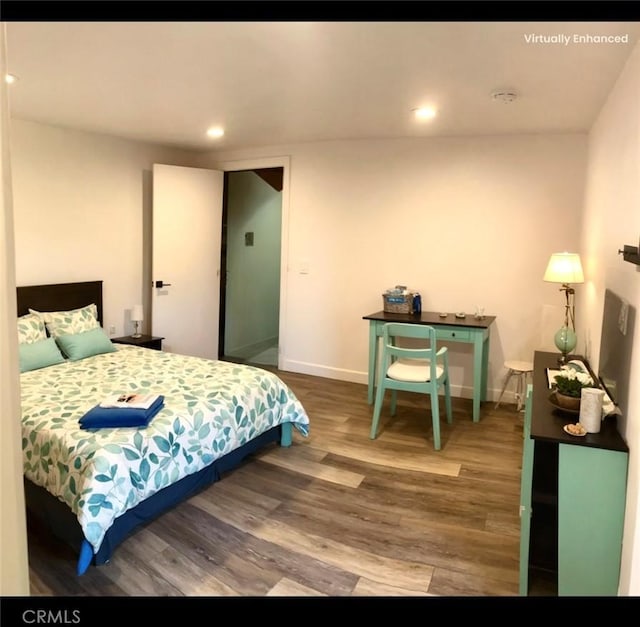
[27,369,527,597]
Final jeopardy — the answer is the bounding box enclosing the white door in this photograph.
[152,164,224,359]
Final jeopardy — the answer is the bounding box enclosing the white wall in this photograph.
[10,120,201,335]
[203,134,587,400]
[580,40,640,595]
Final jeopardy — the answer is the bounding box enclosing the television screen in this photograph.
[597,288,635,417]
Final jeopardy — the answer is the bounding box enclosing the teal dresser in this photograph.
[519,351,629,595]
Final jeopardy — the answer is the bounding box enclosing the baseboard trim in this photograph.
[278,358,495,401]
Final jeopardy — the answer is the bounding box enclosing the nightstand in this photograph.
[111,335,164,351]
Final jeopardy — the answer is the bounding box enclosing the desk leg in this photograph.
[367,321,378,404]
[472,334,483,422]
[481,335,490,402]
[471,332,490,422]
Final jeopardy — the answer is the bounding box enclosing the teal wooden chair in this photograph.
[370,322,452,450]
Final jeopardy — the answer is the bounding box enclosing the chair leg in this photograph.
[495,369,514,409]
[521,372,531,412]
[390,389,397,416]
[515,372,527,412]
[430,388,441,451]
[443,377,452,424]
[370,383,386,439]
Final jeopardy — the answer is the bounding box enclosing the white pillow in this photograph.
[17,312,47,345]
[30,303,99,338]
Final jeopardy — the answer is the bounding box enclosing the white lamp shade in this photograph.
[131,304,144,322]
[543,252,584,284]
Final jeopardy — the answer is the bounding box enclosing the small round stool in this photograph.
[495,360,534,412]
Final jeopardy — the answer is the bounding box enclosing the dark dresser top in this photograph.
[531,351,628,453]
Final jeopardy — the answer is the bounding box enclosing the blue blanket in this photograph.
[79,395,165,429]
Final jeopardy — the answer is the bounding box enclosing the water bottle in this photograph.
[412,292,422,315]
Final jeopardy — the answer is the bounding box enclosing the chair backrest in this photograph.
[381,323,440,380]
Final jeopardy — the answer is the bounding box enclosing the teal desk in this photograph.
[363,310,496,422]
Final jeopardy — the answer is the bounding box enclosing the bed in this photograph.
[16,280,310,575]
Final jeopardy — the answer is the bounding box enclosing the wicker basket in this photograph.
[382,292,414,314]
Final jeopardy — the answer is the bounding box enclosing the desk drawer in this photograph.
[436,328,471,341]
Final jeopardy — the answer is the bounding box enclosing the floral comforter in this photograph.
[21,345,309,554]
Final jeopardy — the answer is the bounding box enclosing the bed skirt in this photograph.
[25,423,289,574]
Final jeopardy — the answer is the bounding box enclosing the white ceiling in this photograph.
[5,21,640,152]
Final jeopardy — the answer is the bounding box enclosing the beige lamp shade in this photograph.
[131,304,144,322]
[543,252,584,284]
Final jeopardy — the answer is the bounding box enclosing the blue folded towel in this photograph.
[79,395,165,429]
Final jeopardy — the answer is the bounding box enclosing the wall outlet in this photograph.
[108,325,116,336]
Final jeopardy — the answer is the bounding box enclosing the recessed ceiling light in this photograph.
[206,126,225,138]
[412,106,437,121]
[5,74,18,84]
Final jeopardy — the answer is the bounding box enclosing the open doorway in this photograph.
[219,167,283,367]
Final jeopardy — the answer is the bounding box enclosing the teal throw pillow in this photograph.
[19,337,65,373]
[56,327,117,361]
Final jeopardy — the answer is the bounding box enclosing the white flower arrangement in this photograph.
[553,365,595,398]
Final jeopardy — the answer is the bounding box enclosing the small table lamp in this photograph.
[543,252,584,364]
[131,304,144,338]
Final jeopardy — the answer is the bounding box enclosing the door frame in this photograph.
[214,155,290,369]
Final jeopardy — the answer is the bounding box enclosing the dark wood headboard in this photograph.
[16,281,104,325]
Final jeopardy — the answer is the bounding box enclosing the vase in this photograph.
[554,392,581,411]
[554,326,577,362]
